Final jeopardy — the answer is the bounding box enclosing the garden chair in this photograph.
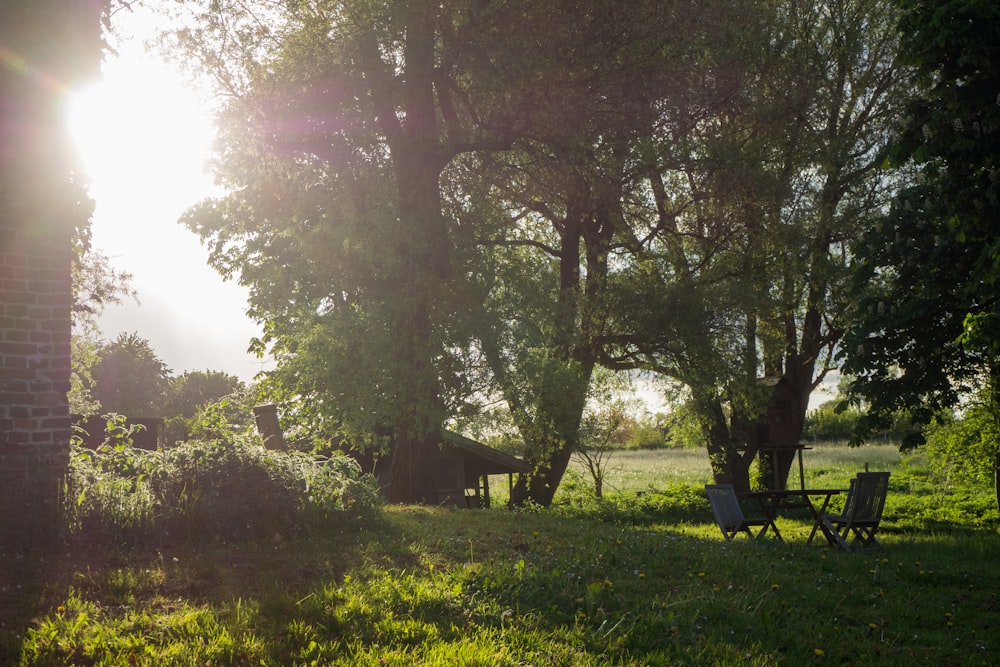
[705,484,769,541]
[819,472,890,551]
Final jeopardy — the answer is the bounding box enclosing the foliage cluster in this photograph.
[841,0,1000,487]
[64,423,381,548]
[924,399,1000,491]
[71,331,249,444]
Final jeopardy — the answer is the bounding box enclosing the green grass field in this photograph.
[537,441,902,504]
[3,444,998,666]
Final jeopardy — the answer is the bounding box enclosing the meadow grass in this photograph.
[3,444,999,666]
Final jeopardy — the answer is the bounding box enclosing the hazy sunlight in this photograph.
[65,55,216,212]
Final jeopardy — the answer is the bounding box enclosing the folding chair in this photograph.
[705,484,769,541]
[819,472,890,551]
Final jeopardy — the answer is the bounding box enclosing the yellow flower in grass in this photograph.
[814,648,825,657]
[868,622,878,631]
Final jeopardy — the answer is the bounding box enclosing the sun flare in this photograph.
[65,55,217,212]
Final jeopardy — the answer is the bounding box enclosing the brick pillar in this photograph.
[0,221,73,543]
[1,0,103,546]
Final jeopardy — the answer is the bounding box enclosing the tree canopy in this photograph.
[162,0,948,503]
[91,332,172,417]
[842,0,1000,439]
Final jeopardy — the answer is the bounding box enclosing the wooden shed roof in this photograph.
[441,431,531,475]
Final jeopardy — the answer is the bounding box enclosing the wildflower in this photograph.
[814,648,825,657]
[771,583,780,590]
[868,622,878,630]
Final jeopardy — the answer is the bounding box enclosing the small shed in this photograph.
[435,431,530,508]
[249,406,529,508]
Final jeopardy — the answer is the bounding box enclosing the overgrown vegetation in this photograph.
[3,444,998,666]
[63,417,381,549]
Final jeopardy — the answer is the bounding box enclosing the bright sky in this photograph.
[65,7,269,382]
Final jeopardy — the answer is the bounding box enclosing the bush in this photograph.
[924,399,999,490]
[626,419,669,450]
[64,437,382,548]
[804,401,863,441]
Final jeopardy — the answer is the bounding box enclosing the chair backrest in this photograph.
[705,484,745,529]
[843,472,890,523]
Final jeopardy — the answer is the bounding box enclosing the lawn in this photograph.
[3,444,998,666]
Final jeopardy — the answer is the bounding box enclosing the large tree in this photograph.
[91,332,172,417]
[173,0,563,502]
[445,0,755,506]
[593,0,910,492]
[842,0,1000,505]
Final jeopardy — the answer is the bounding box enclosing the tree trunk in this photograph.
[361,4,451,503]
[993,449,1000,515]
[699,392,756,494]
[761,303,821,489]
[509,358,592,506]
[508,201,600,507]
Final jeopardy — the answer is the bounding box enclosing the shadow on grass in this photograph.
[4,506,1000,665]
[0,513,410,665]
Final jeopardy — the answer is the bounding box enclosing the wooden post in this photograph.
[252,404,286,450]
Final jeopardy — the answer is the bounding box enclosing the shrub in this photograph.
[628,420,669,449]
[64,436,381,548]
[924,398,999,490]
[804,401,863,441]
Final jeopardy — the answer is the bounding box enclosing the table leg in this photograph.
[752,498,784,541]
[807,493,835,545]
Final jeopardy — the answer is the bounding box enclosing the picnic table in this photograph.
[741,488,845,545]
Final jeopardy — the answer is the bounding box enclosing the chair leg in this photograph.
[820,517,850,551]
[850,527,881,549]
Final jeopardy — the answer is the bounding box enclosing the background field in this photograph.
[479,442,906,506]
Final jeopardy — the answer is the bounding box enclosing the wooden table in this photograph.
[741,489,845,544]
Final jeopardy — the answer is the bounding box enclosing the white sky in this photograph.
[69,6,269,382]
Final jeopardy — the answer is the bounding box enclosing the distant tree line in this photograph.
[71,330,245,445]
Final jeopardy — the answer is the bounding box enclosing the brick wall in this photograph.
[0,218,73,540]
[1,0,103,544]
